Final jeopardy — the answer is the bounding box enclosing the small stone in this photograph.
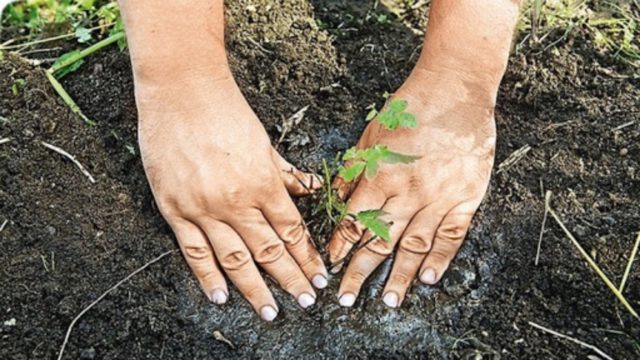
[620,148,628,156]
[79,347,95,360]
[45,225,56,236]
[3,318,16,326]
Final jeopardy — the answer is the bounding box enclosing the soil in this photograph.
[1,0,639,359]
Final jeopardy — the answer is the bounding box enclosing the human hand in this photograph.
[328,70,496,308]
[137,74,328,321]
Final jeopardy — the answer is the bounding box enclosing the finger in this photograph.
[272,149,323,196]
[382,206,445,307]
[230,211,317,309]
[261,188,328,289]
[337,198,411,307]
[202,220,279,321]
[419,202,477,285]
[171,218,228,304]
[326,184,387,270]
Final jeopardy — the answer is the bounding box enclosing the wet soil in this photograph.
[1,0,639,359]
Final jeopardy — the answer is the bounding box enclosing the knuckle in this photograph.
[335,220,363,244]
[389,272,411,287]
[183,245,212,261]
[254,242,285,265]
[280,221,307,245]
[349,269,367,284]
[400,235,431,254]
[365,240,393,256]
[437,222,467,243]
[219,250,252,271]
[280,272,303,292]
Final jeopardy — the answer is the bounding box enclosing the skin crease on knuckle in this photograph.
[218,249,252,271]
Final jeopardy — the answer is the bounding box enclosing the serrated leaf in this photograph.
[381,150,420,164]
[399,112,417,128]
[356,210,390,242]
[365,159,379,179]
[342,147,361,161]
[389,99,408,112]
[339,161,365,182]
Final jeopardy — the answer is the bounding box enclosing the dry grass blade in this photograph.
[0,138,11,145]
[57,249,178,360]
[41,141,96,183]
[528,321,613,360]
[619,232,640,293]
[546,192,638,318]
[535,190,551,265]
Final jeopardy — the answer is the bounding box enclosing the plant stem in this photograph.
[49,32,125,74]
[0,23,115,51]
[547,192,638,318]
[46,72,95,125]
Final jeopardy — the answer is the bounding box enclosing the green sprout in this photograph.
[366,99,417,130]
[327,98,421,246]
[354,210,391,242]
[338,144,419,182]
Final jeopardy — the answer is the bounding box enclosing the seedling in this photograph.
[11,79,26,96]
[366,99,417,130]
[329,98,420,247]
[339,144,419,182]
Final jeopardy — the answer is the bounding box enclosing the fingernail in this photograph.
[382,292,399,308]
[210,289,227,304]
[420,268,437,284]
[339,293,356,307]
[312,274,328,289]
[260,306,278,322]
[329,263,343,274]
[298,293,316,309]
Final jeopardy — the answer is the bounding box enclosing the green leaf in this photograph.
[399,112,417,128]
[339,161,365,182]
[389,99,408,113]
[381,149,420,164]
[356,210,391,242]
[53,51,84,78]
[75,26,92,43]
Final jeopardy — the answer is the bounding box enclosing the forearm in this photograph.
[412,0,521,105]
[118,0,229,83]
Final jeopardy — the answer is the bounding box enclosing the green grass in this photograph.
[518,0,640,65]
[2,0,120,44]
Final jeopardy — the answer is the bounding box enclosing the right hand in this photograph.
[136,73,328,321]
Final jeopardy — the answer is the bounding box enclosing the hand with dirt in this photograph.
[328,0,521,308]
[120,0,327,321]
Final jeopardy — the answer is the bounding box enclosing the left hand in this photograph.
[327,70,496,308]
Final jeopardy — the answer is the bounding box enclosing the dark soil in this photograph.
[1,1,639,359]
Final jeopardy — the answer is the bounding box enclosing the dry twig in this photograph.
[0,138,11,145]
[619,232,640,293]
[535,191,551,265]
[546,192,638,318]
[41,141,96,183]
[528,321,613,360]
[57,249,178,360]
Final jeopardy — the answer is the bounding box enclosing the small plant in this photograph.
[366,99,417,130]
[339,144,419,182]
[327,97,420,246]
[11,79,26,96]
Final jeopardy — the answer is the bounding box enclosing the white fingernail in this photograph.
[312,274,328,289]
[339,293,356,307]
[260,306,278,322]
[211,289,227,304]
[420,268,437,284]
[382,292,398,308]
[298,293,316,309]
[329,263,343,274]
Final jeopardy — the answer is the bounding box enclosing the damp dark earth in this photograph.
[1,1,639,359]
